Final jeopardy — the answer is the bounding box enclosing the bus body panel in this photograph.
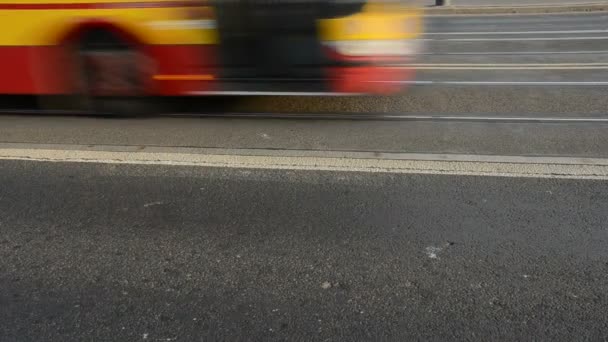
[0,1,218,95]
[0,0,422,96]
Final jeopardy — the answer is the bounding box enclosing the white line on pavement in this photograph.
[420,50,608,55]
[190,112,608,123]
[401,80,608,86]
[410,65,608,70]
[412,63,608,66]
[424,12,608,18]
[399,62,608,70]
[376,115,608,122]
[2,145,608,180]
[425,29,608,35]
[423,36,608,41]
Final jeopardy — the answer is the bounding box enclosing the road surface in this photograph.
[1,158,608,341]
[167,12,608,114]
[1,10,608,342]
[423,0,607,5]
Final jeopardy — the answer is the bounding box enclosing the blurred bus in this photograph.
[0,0,422,113]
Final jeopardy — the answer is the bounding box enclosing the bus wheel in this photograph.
[73,31,155,116]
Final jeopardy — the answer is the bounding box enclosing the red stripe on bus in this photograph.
[0,1,201,10]
[0,45,217,95]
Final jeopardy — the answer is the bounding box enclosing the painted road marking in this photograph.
[334,115,608,123]
[2,144,608,180]
[409,63,608,70]
[425,12,608,18]
[419,50,608,55]
[423,36,608,41]
[412,67,608,70]
[399,80,608,86]
[412,63,608,66]
[425,29,608,35]
[172,112,608,123]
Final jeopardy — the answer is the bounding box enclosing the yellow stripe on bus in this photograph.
[0,6,217,46]
[318,4,422,41]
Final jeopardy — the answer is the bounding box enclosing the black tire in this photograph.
[70,29,157,116]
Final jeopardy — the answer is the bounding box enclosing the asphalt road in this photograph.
[3,12,607,115]
[2,114,608,158]
[418,13,608,81]
[2,12,608,160]
[2,10,608,342]
[423,0,604,5]
[1,159,608,341]
[186,12,608,113]
[223,12,608,115]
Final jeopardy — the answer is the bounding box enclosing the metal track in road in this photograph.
[2,108,608,123]
[0,109,81,116]
[176,112,608,123]
[424,29,608,35]
[419,50,608,55]
[402,81,608,85]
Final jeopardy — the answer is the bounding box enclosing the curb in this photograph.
[425,2,608,15]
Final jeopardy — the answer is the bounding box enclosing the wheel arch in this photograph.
[58,19,148,48]
[31,19,154,95]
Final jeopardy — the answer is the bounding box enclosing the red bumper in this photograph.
[328,66,414,95]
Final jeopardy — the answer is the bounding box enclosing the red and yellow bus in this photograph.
[0,0,422,113]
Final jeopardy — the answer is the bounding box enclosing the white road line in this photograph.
[371,115,608,123]
[415,67,608,70]
[402,80,608,86]
[192,112,608,123]
[416,66,608,70]
[425,29,608,35]
[420,50,608,55]
[414,67,608,70]
[187,79,608,95]
[3,146,608,180]
[424,36,608,41]
[412,63,608,66]
[424,12,608,18]
[399,63,608,70]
